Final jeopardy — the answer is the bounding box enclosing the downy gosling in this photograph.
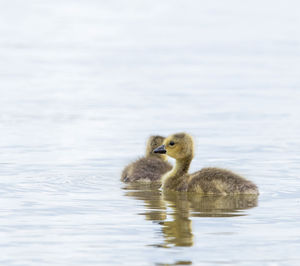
[121,135,172,183]
[154,133,259,195]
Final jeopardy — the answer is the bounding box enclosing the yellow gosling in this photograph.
[154,133,259,195]
[121,135,172,183]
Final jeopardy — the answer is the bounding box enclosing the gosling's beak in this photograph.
[153,145,166,154]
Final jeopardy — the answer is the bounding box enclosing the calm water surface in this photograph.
[0,1,300,265]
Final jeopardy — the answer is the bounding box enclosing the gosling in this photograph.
[154,133,259,195]
[121,135,172,183]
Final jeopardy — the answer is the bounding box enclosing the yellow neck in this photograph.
[162,155,192,185]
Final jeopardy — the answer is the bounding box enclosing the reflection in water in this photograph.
[185,193,258,218]
[124,182,167,221]
[161,192,193,247]
[123,184,258,249]
[156,261,192,266]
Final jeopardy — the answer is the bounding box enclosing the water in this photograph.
[0,0,300,265]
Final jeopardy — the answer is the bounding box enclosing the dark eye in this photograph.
[169,141,175,146]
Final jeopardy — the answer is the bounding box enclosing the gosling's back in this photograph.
[121,157,172,183]
[188,167,258,195]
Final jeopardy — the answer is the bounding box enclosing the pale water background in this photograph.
[1,1,300,265]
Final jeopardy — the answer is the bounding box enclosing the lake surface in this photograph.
[0,0,300,265]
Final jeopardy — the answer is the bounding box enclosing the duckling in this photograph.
[121,135,172,183]
[154,133,259,195]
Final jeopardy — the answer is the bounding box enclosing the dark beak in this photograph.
[153,145,166,154]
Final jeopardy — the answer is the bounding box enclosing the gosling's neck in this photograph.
[173,156,192,176]
[162,155,192,184]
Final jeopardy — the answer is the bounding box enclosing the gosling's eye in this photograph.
[169,141,175,146]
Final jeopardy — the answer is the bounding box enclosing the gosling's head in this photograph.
[146,135,167,160]
[153,132,194,160]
